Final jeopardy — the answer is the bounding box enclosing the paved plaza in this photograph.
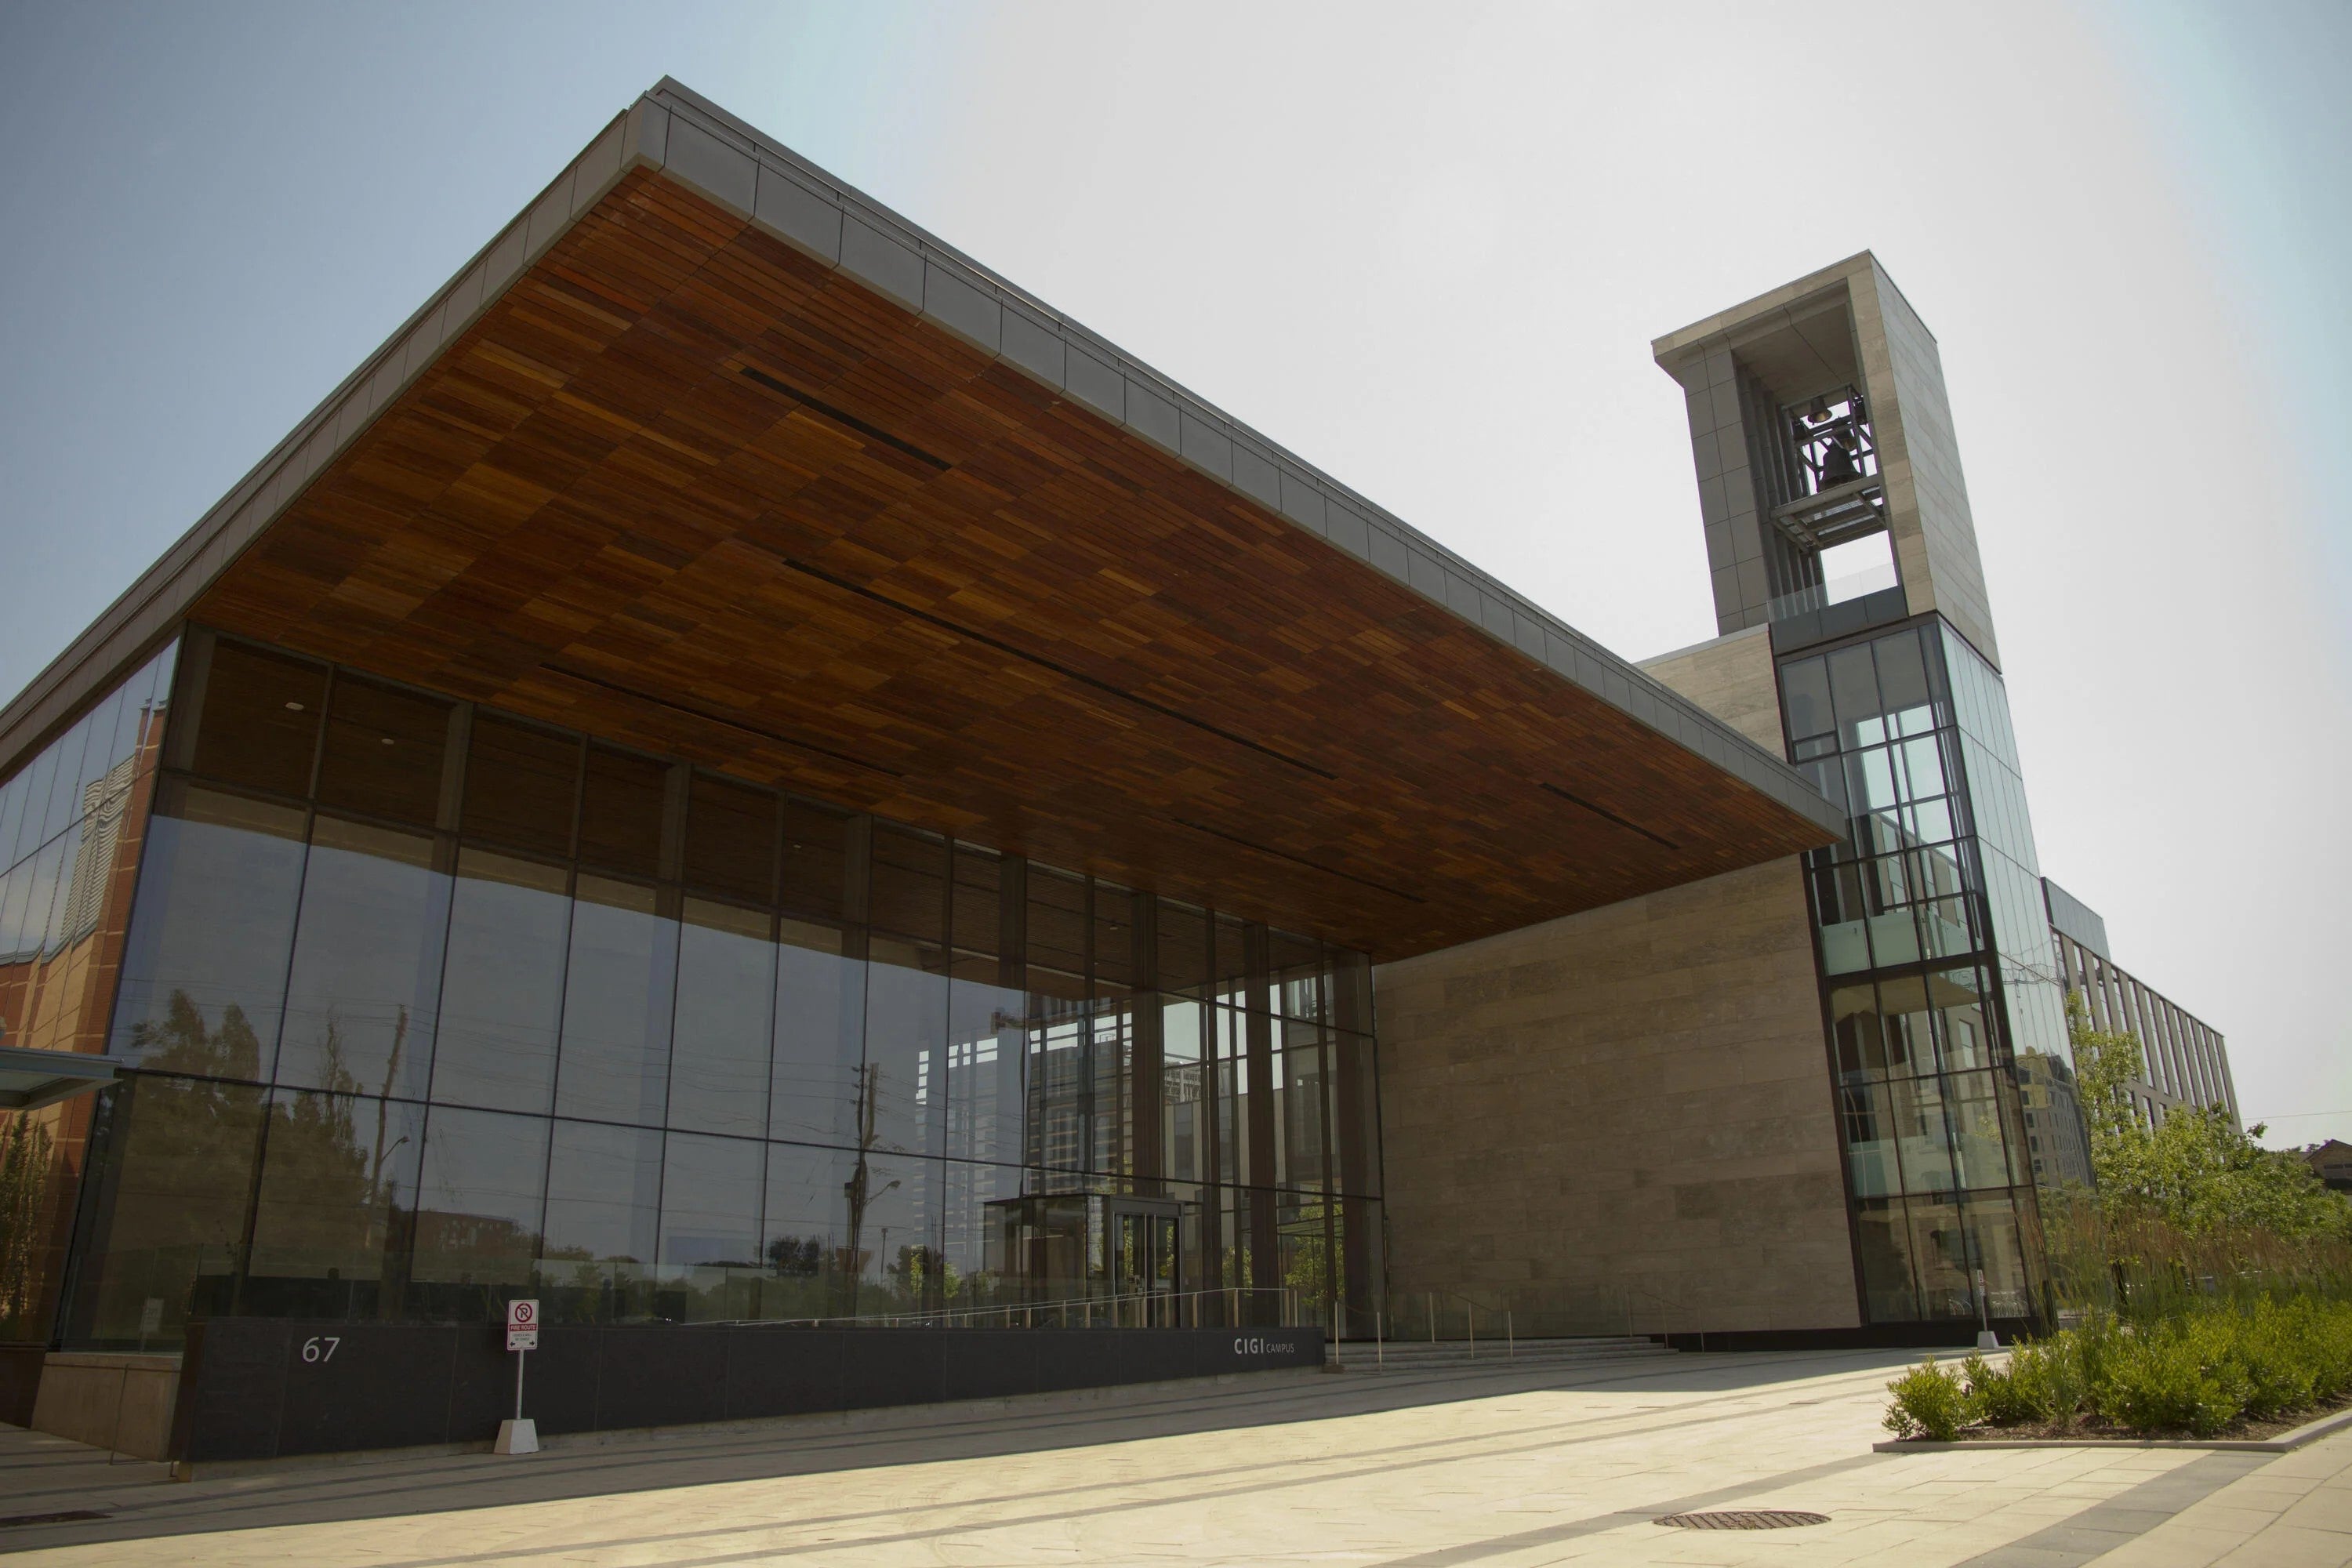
[2,1343,2347,1566]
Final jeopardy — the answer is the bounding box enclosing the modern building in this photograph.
[0,81,2232,1454]
[2044,877,2236,1131]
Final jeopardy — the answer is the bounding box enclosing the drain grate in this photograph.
[0,1511,109,1529]
[1656,1510,1829,1530]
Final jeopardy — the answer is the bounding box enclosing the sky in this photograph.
[2,3,2345,1146]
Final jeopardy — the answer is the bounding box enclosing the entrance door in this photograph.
[1108,1200,1181,1326]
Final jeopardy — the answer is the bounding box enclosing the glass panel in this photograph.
[946,955,1022,1168]
[315,675,449,828]
[864,938,946,1158]
[1839,1081,1900,1196]
[112,787,308,1080]
[657,1131,763,1269]
[245,1091,424,1319]
[760,1139,855,1319]
[1828,985,1886,1082]
[1163,996,1207,1184]
[190,641,325,799]
[770,919,865,1148]
[1907,1197,1974,1318]
[6,747,61,871]
[554,877,677,1127]
[1873,628,1935,735]
[1780,655,1832,741]
[1093,883,1136,993]
[1947,1071,2016,1189]
[410,1105,547,1312]
[683,773,775,905]
[1877,975,1934,1078]
[577,747,667,880]
[670,899,775,1138]
[1025,868,1086,976]
[540,1120,662,1320]
[1965,1195,2034,1318]
[1891,1075,1956,1194]
[1933,967,1994,1071]
[274,817,448,1102]
[1825,643,1882,748]
[459,715,578,858]
[869,826,946,944]
[656,1132,765,1325]
[1329,1031,1380,1198]
[429,850,570,1115]
[949,844,1000,958]
[74,1075,264,1345]
[1156,899,1209,995]
[1853,1196,1919,1322]
[779,799,850,920]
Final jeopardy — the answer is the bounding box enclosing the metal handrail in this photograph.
[710,1282,1302,1333]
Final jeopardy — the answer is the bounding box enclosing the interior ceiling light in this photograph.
[283,702,304,711]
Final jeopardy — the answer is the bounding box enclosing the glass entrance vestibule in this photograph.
[24,628,1385,1350]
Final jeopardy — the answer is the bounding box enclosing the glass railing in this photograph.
[1766,561,1900,624]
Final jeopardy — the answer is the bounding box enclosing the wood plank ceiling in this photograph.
[194,168,1832,961]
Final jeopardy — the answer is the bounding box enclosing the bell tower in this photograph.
[1650,252,2001,668]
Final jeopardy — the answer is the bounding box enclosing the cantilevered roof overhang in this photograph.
[0,81,1842,961]
[0,1044,118,1111]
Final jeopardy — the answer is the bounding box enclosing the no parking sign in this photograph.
[506,1298,539,1352]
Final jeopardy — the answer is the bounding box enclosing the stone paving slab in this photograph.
[0,1345,2343,1565]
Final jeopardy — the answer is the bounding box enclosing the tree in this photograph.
[2067,993,2350,1244]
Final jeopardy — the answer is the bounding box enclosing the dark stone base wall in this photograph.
[169,1319,1324,1463]
[0,1345,44,1428]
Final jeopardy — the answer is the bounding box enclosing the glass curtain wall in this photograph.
[1779,619,2064,1325]
[0,641,178,1342]
[63,630,1383,1347]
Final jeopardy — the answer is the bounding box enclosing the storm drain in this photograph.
[1655,1510,1829,1530]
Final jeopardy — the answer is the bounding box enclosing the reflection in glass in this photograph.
[669,900,774,1138]
[864,939,946,1159]
[247,1091,424,1319]
[760,1139,855,1318]
[554,877,676,1127]
[770,919,866,1148]
[430,851,570,1114]
[410,1105,546,1303]
[542,1120,662,1317]
[1853,1196,1919,1320]
[111,789,308,1078]
[74,1075,264,1343]
[274,818,448,1102]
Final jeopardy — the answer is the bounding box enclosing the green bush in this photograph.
[2095,1319,2248,1438]
[1884,1356,1976,1442]
[1884,1297,2352,1439]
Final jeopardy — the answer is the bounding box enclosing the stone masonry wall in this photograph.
[1370,628,1859,1335]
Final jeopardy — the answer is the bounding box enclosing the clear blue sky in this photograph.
[2,4,2345,1144]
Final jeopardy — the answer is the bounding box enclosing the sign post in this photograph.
[496,1298,540,1454]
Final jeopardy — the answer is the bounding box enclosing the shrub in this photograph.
[2231,1301,2317,1418]
[1884,1356,1976,1442]
[2095,1320,2248,1438]
[1969,1341,2085,1427]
